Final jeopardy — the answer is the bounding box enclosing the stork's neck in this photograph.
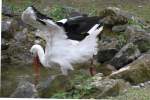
[36,45,46,66]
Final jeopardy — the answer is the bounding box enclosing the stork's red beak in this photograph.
[33,55,40,85]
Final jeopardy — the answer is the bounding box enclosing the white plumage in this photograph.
[22,6,103,75]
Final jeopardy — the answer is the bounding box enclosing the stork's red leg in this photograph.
[89,58,97,76]
[33,55,40,85]
[89,66,96,76]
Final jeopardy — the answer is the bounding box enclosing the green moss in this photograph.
[134,39,150,53]
[126,44,138,56]
[51,76,93,99]
[109,87,150,100]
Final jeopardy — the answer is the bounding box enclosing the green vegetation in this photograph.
[128,18,144,29]
[4,0,150,21]
[3,0,66,20]
[52,78,94,99]
[3,0,33,14]
[48,5,66,20]
[116,33,128,49]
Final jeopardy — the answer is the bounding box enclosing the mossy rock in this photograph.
[109,53,150,84]
[109,43,141,69]
[83,74,130,99]
[38,75,72,98]
[133,38,150,53]
[99,7,132,26]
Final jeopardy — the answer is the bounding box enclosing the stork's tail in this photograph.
[88,24,103,36]
[79,24,103,47]
[76,24,103,62]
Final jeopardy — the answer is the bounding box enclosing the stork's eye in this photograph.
[31,52,34,56]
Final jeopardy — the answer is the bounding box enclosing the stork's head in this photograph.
[30,44,43,85]
[30,44,38,56]
[30,44,43,56]
[22,6,58,30]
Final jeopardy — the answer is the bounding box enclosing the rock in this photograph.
[132,85,141,89]
[127,25,146,33]
[125,25,150,53]
[97,48,118,63]
[5,27,34,65]
[84,73,130,98]
[139,83,144,88]
[97,37,119,63]
[2,20,12,32]
[109,43,141,69]
[1,52,10,64]
[2,19,14,39]
[72,73,128,98]
[2,18,24,39]
[99,7,134,26]
[112,24,127,32]
[14,28,28,42]
[10,81,38,98]
[147,81,150,85]
[38,75,72,98]
[2,4,13,17]
[1,38,9,50]
[109,53,150,84]
[37,76,55,92]
[134,38,150,53]
[1,38,11,64]
[1,16,35,65]
[96,64,116,76]
[7,38,33,65]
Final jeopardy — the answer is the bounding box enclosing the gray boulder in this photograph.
[1,38,9,50]
[2,18,25,40]
[81,73,130,98]
[109,43,141,69]
[38,75,72,98]
[10,81,38,98]
[97,37,119,63]
[97,48,118,63]
[2,19,14,39]
[2,20,12,32]
[2,4,13,17]
[109,53,150,84]
[14,28,28,43]
[125,25,150,53]
[112,24,127,32]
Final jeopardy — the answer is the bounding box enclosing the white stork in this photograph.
[22,6,103,81]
